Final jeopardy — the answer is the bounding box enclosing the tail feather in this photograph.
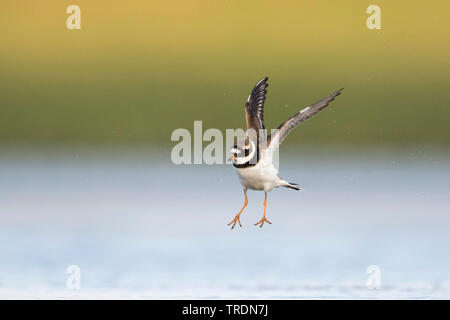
[281,181,301,191]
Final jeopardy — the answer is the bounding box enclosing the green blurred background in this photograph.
[1,0,449,148]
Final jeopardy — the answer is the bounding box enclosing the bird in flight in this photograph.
[228,77,343,229]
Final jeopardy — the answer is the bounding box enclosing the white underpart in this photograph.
[236,147,290,192]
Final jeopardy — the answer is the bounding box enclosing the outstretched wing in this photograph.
[245,77,269,131]
[266,88,343,150]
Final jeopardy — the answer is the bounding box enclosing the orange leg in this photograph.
[255,192,272,228]
[228,188,248,229]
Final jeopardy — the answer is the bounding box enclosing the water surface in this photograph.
[0,148,449,299]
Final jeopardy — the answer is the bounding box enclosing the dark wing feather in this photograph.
[245,77,269,130]
[267,88,343,149]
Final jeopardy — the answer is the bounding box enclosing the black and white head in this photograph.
[230,137,257,167]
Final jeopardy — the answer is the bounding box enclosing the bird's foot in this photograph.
[254,216,272,228]
[227,214,242,230]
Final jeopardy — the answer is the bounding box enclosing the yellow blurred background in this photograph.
[1,1,449,147]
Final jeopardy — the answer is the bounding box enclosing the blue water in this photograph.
[0,148,449,299]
